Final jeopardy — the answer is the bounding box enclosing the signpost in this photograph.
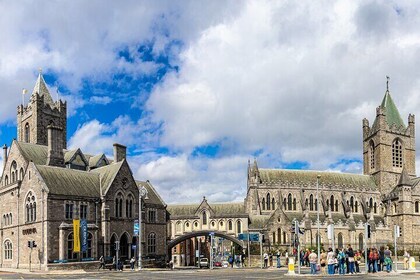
[209,232,214,269]
[134,220,139,236]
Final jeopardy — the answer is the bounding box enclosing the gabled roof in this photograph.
[258,169,377,190]
[91,161,124,195]
[17,141,48,165]
[36,165,100,197]
[31,72,54,106]
[136,181,166,207]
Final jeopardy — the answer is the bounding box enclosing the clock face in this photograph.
[122,178,128,189]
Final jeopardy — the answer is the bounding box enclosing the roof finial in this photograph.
[386,75,390,92]
[38,67,42,74]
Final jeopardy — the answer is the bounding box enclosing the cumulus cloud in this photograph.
[4,1,420,203]
[147,0,420,171]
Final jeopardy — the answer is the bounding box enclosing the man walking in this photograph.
[98,255,105,270]
[309,250,317,274]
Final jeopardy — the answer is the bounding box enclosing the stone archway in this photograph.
[120,233,129,260]
[167,230,244,259]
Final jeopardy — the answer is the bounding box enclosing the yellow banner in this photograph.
[73,219,80,253]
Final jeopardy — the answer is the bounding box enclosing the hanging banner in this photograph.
[81,219,88,252]
[73,219,80,253]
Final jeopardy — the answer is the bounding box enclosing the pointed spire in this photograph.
[379,76,405,129]
[397,167,411,186]
[31,69,54,106]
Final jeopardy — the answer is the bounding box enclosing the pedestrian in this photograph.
[285,251,289,265]
[354,250,361,273]
[403,250,410,270]
[228,255,234,268]
[338,248,346,275]
[98,255,105,270]
[384,246,392,272]
[347,246,355,274]
[309,250,317,274]
[327,248,335,275]
[379,246,384,272]
[320,249,327,275]
[263,252,269,268]
[276,251,281,268]
[269,253,273,268]
[130,256,135,271]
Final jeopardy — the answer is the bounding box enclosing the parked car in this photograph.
[199,258,209,268]
[214,261,222,267]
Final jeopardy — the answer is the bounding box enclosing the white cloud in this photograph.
[147,0,420,172]
[89,96,112,105]
[133,153,248,204]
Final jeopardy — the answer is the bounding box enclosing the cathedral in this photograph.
[0,72,167,270]
[245,82,420,251]
[167,82,420,262]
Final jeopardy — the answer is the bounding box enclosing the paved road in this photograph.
[0,268,419,279]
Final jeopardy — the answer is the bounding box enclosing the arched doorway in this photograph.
[358,233,364,251]
[120,233,129,260]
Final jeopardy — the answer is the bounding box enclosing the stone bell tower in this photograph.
[362,77,415,195]
[17,70,67,148]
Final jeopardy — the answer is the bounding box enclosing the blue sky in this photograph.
[1,1,420,203]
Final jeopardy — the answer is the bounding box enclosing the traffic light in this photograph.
[261,234,265,243]
[399,227,403,237]
[27,241,37,248]
[367,224,371,239]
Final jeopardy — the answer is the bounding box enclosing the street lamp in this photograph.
[138,185,148,270]
[316,174,321,265]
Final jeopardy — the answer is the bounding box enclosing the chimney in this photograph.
[47,125,65,167]
[2,144,7,170]
[113,143,126,162]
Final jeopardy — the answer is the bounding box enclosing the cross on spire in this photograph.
[386,75,390,92]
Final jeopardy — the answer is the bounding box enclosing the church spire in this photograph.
[378,76,405,129]
[31,68,54,106]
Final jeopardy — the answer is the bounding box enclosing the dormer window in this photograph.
[202,211,207,225]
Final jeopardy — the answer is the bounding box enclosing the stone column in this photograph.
[58,224,66,260]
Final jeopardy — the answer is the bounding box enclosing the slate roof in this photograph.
[17,141,49,165]
[258,169,377,190]
[91,161,124,195]
[136,181,166,207]
[36,165,100,197]
[31,72,54,106]
[167,202,246,218]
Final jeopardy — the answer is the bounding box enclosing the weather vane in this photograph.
[386,76,390,92]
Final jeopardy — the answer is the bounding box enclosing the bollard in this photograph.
[287,257,295,275]
[409,257,416,271]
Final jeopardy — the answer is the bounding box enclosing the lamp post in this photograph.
[138,185,148,270]
[316,174,321,265]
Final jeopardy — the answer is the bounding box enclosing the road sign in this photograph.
[209,232,214,236]
[238,233,259,241]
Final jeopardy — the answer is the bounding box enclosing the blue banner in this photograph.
[81,219,88,252]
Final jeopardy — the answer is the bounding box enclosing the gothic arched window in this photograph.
[283,198,287,210]
[355,201,358,213]
[115,192,123,218]
[287,194,292,211]
[370,140,375,170]
[126,194,133,218]
[25,123,30,143]
[236,220,242,234]
[392,138,403,167]
[266,193,271,210]
[202,211,207,225]
[374,202,377,214]
[147,232,156,254]
[272,198,275,210]
[415,201,420,213]
[175,221,182,233]
[338,233,343,249]
[228,220,233,231]
[293,198,296,211]
[25,191,36,223]
[10,161,17,183]
[261,198,266,211]
[330,195,334,212]
[4,240,12,260]
[309,194,314,211]
[350,197,354,212]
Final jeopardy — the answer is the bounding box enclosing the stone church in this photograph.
[168,82,420,257]
[245,82,420,251]
[0,72,167,270]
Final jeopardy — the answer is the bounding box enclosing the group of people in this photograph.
[98,255,137,271]
[366,246,393,273]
